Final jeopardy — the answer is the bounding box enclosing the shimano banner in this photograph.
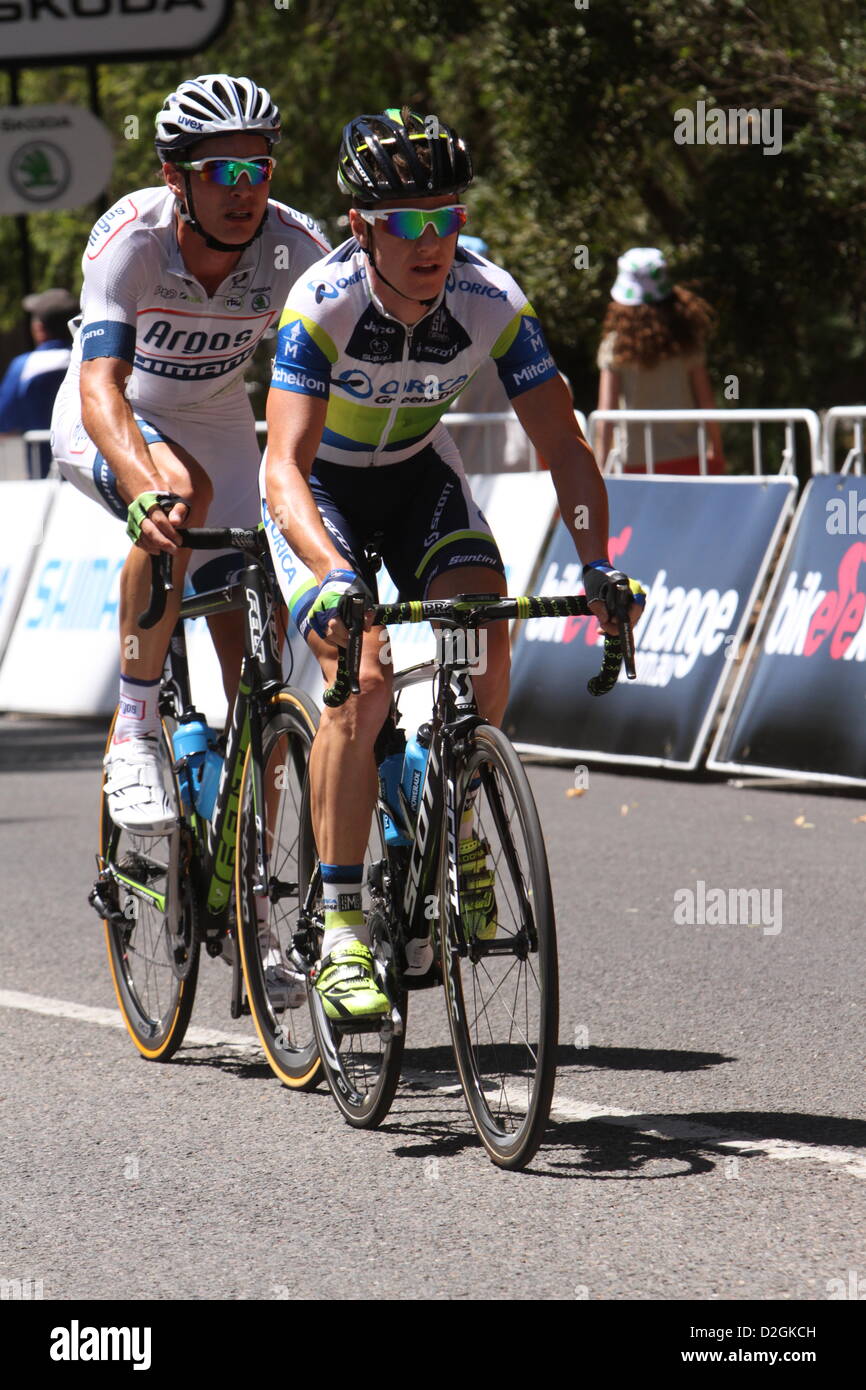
[506,476,796,769]
[709,475,866,784]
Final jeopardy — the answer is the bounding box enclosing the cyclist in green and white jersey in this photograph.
[263,107,643,1019]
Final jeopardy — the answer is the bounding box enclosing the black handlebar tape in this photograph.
[322,591,368,707]
[137,553,173,630]
[323,655,353,708]
[587,634,623,696]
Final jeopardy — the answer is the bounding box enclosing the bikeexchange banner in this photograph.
[709,475,866,784]
[506,476,796,769]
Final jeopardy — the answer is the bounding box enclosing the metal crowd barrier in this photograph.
[822,407,866,475]
[587,408,822,476]
[255,410,590,474]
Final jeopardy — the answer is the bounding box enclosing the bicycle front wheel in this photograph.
[236,689,321,1089]
[100,717,199,1061]
[440,723,558,1169]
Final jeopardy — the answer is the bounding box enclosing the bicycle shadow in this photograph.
[525,1110,866,1181]
[383,1044,866,1177]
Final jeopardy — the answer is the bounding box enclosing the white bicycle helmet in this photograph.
[155,74,281,161]
[155,75,281,253]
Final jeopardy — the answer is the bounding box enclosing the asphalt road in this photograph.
[1,716,864,1308]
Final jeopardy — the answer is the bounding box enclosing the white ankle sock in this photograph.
[114,676,161,743]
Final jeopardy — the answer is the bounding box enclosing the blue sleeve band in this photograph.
[495,311,559,399]
[80,320,136,364]
[270,363,330,397]
[583,560,613,574]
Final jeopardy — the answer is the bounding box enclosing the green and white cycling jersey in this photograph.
[271,239,559,466]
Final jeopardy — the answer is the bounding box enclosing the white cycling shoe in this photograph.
[263,948,307,1011]
[223,925,306,1011]
[103,734,175,835]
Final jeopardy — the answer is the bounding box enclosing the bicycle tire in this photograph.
[236,689,322,1089]
[440,723,558,1169]
[101,715,200,1061]
[300,786,407,1128]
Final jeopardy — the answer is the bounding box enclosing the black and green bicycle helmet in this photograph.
[337,106,473,204]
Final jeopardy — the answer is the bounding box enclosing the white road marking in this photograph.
[3,989,864,1178]
[0,989,257,1053]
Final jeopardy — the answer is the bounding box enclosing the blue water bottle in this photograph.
[378,728,411,847]
[172,717,209,814]
[401,723,432,823]
[195,731,224,821]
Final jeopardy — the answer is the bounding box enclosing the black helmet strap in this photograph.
[178,171,267,254]
[361,226,439,309]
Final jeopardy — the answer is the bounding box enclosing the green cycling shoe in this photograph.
[458,836,498,941]
[314,941,390,1021]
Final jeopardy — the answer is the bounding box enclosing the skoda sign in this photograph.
[0,106,113,214]
[0,0,232,64]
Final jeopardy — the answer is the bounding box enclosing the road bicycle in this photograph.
[89,523,320,1085]
[290,579,634,1169]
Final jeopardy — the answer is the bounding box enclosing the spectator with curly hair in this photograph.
[595,247,724,474]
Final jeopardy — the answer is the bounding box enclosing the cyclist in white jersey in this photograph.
[52,75,329,835]
[263,107,643,1018]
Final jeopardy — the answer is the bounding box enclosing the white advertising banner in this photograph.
[0,484,127,715]
[0,0,232,63]
[0,480,58,672]
[0,106,114,215]
[0,482,324,724]
[381,470,556,736]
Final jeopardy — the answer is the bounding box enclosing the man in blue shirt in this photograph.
[0,288,77,477]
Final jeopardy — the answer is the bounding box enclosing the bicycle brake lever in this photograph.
[138,552,173,630]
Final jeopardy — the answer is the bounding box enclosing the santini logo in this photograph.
[50,1321,151,1371]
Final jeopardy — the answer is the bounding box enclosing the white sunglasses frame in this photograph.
[356,204,467,236]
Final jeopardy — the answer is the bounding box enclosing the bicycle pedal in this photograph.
[88,880,125,928]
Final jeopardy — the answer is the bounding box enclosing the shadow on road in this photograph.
[0,717,106,772]
[557,1044,736,1073]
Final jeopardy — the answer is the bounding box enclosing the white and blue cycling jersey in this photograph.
[52,185,329,551]
[66,185,329,409]
[270,239,560,467]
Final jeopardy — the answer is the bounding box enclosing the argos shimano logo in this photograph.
[141,321,255,356]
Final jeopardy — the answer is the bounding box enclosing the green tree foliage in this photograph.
[2,0,864,425]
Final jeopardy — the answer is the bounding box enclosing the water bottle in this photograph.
[377,728,410,847]
[195,734,224,822]
[401,723,432,823]
[172,717,209,814]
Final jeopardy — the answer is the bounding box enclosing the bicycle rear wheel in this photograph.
[300,791,407,1128]
[100,716,199,1061]
[236,689,321,1089]
[440,723,558,1169]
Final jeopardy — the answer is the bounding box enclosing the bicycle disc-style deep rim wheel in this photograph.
[101,716,200,1061]
[300,786,407,1128]
[236,691,322,1089]
[441,723,559,1169]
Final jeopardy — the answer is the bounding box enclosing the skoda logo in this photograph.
[10,141,70,204]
